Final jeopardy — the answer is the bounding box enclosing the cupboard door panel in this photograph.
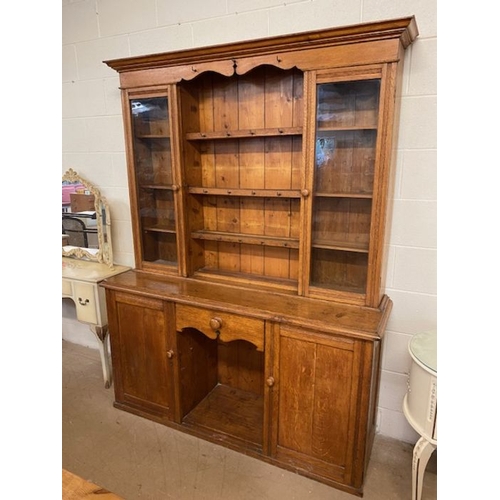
[312,344,353,464]
[110,293,173,419]
[277,327,358,480]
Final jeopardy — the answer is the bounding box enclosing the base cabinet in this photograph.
[103,273,389,496]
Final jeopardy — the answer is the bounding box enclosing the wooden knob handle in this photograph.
[172,184,180,192]
[166,350,174,359]
[266,376,275,387]
[209,317,223,331]
[301,189,309,197]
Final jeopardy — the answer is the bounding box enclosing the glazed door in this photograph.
[273,325,365,487]
[125,89,182,273]
[304,68,389,306]
[107,291,176,421]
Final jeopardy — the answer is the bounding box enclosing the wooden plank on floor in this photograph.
[62,469,123,499]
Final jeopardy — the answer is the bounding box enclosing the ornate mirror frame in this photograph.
[62,168,114,267]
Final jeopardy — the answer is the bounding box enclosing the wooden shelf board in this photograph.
[309,282,366,296]
[182,383,263,449]
[186,127,302,140]
[189,187,301,198]
[192,230,300,249]
[316,126,377,133]
[315,192,373,199]
[141,184,174,190]
[144,258,177,266]
[193,268,298,293]
[312,239,369,253]
[309,282,367,296]
[143,225,176,234]
[135,134,170,139]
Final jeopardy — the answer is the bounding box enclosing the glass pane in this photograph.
[132,98,173,186]
[132,98,170,136]
[312,197,371,251]
[139,190,176,232]
[310,79,380,293]
[315,130,376,195]
[310,249,368,293]
[130,96,177,266]
[142,232,178,266]
[315,79,380,196]
[316,80,380,129]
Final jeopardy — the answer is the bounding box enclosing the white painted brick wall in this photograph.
[62,0,438,444]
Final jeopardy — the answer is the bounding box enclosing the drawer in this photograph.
[62,279,72,296]
[73,282,98,324]
[176,304,264,351]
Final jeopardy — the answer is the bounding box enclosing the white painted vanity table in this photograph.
[62,168,129,388]
[403,330,437,500]
[62,257,129,388]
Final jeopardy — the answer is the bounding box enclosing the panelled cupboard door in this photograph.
[274,325,369,488]
[106,291,175,421]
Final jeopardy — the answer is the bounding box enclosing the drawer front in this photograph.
[62,279,72,297]
[73,282,98,324]
[176,304,264,351]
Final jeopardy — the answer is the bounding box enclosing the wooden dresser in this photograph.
[101,17,418,496]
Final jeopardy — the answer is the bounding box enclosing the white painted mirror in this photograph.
[62,168,114,267]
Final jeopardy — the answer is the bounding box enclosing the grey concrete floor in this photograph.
[62,340,437,499]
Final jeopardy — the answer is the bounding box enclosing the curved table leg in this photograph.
[412,436,436,500]
[89,325,112,389]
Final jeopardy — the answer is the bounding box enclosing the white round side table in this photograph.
[403,330,437,500]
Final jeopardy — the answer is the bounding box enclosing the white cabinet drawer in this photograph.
[73,282,98,324]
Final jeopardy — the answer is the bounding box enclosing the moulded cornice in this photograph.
[104,16,418,73]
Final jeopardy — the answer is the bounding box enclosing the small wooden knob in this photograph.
[172,184,180,192]
[301,189,310,197]
[209,317,223,331]
[266,376,275,387]
[166,350,174,359]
